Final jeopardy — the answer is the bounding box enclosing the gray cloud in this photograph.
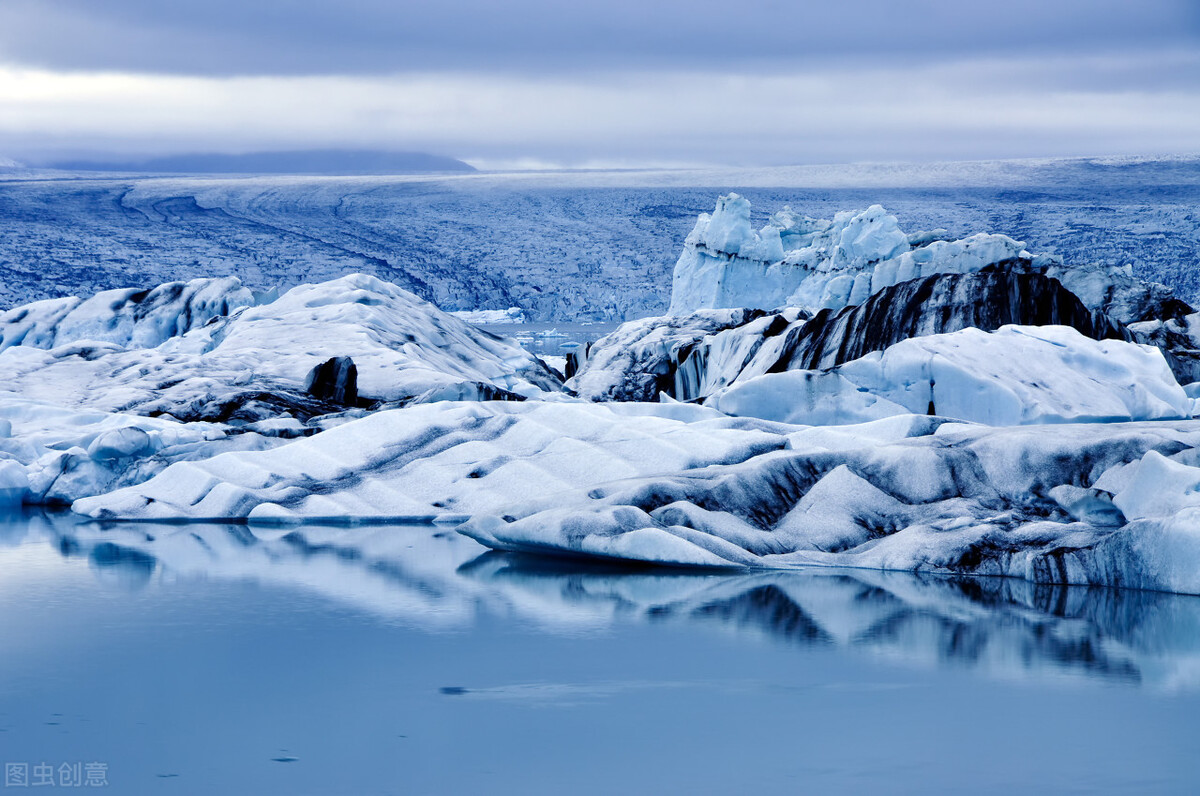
[0,0,1196,76]
[0,1,1197,166]
[2,55,1197,167]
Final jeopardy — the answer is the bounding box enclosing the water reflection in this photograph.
[10,509,1200,691]
[464,554,1200,688]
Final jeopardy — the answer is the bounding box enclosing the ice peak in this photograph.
[670,194,1035,315]
[830,204,909,267]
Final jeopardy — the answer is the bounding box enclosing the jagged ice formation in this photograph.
[668,194,1184,325]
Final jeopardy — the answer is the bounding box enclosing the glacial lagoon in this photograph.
[2,510,1199,795]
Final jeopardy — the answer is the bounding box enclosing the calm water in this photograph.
[2,510,1199,795]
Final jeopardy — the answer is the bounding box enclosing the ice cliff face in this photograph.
[668,194,1184,324]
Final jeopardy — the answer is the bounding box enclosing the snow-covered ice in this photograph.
[0,276,255,351]
[706,325,1190,426]
[0,273,560,422]
[459,419,1200,594]
[72,401,786,523]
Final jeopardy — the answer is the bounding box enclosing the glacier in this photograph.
[1,157,1199,322]
[3,171,1200,597]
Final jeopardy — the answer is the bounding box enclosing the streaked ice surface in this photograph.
[2,510,1199,795]
[2,161,1199,321]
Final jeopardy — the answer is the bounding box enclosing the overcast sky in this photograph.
[1,0,1198,168]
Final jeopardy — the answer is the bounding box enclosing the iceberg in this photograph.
[72,401,786,523]
[450,307,528,324]
[669,196,1026,316]
[0,186,1195,599]
[66,384,1200,595]
[668,194,1186,324]
[1128,312,1200,385]
[573,269,1130,403]
[0,273,561,423]
[568,308,768,402]
[459,419,1200,594]
[0,273,567,506]
[0,397,277,506]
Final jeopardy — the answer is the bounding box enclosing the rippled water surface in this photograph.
[2,511,1199,794]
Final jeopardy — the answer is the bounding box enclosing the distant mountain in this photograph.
[46,149,476,175]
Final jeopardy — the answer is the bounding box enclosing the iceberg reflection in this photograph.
[465,554,1200,688]
[16,510,1200,690]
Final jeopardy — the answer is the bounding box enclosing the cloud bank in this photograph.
[0,0,1197,166]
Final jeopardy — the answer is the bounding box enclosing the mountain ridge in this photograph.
[43,149,475,175]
